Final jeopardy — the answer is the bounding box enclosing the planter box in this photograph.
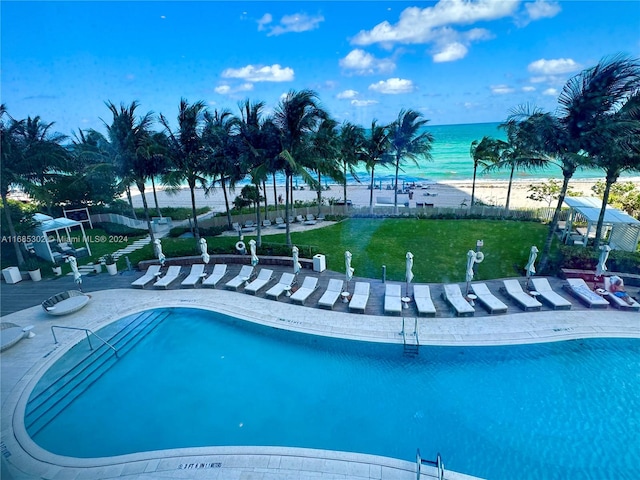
[2,267,22,284]
[28,269,42,282]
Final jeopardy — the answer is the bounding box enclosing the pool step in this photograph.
[25,310,170,436]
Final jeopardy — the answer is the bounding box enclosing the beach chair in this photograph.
[262,219,272,227]
[384,284,403,315]
[563,278,609,308]
[265,272,296,300]
[501,279,542,311]
[275,217,286,229]
[530,278,572,310]
[318,279,343,309]
[442,284,475,317]
[349,282,370,313]
[304,214,317,225]
[242,220,256,232]
[471,283,508,314]
[289,276,319,305]
[153,266,182,289]
[181,264,206,287]
[244,268,274,295]
[295,214,305,223]
[413,284,436,317]
[202,264,227,288]
[603,277,640,311]
[225,265,254,291]
[131,265,162,288]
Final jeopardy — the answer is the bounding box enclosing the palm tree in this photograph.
[387,109,434,214]
[159,99,209,243]
[273,89,326,245]
[308,117,342,214]
[104,100,157,243]
[362,119,390,214]
[469,136,498,207]
[337,121,365,206]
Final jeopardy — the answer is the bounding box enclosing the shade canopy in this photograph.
[31,214,92,262]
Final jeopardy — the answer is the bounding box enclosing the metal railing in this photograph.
[400,318,420,354]
[416,449,444,480]
[50,326,118,357]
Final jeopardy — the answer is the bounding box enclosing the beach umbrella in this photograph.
[199,238,210,264]
[405,251,414,296]
[524,245,539,288]
[249,239,259,266]
[595,245,611,278]
[465,249,484,294]
[292,246,301,275]
[154,239,166,266]
[68,255,82,290]
[345,251,355,288]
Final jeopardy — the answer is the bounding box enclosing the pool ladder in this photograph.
[416,449,444,480]
[400,317,419,355]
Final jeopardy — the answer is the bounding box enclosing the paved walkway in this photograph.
[2,261,639,480]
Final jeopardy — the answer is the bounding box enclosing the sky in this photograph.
[2,1,639,136]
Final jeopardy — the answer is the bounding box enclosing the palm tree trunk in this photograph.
[262,179,268,220]
[151,176,162,218]
[369,167,375,214]
[136,181,156,244]
[2,194,25,265]
[343,162,348,205]
[504,164,515,212]
[255,181,262,247]
[317,171,322,215]
[285,174,291,246]
[393,156,400,215]
[272,174,278,215]
[189,180,200,243]
[125,185,137,220]
[221,178,232,229]
[538,173,572,272]
[594,173,617,250]
[471,162,477,207]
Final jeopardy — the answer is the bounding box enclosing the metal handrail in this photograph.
[416,449,444,480]
[51,325,118,357]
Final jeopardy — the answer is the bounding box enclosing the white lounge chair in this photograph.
[384,284,403,315]
[262,219,272,227]
[442,284,475,317]
[603,277,640,311]
[202,264,227,288]
[318,279,344,309]
[154,266,182,289]
[290,276,318,305]
[471,283,508,314]
[242,221,256,232]
[266,272,296,300]
[131,265,162,288]
[502,279,542,311]
[225,265,255,290]
[275,217,286,229]
[349,282,370,313]
[529,278,572,310]
[244,268,274,295]
[304,214,317,225]
[181,264,206,287]
[563,278,609,308]
[295,215,305,223]
[414,284,436,317]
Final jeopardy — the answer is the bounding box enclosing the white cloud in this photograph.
[257,13,272,31]
[368,78,414,94]
[221,64,294,82]
[522,86,536,92]
[433,42,467,63]
[214,85,231,94]
[261,12,324,36]
[491,84,515,94]
[525,1,561,21]
[337,89,359,99]
[339,49,395,75]
[351,99,378,107]
[214,83,254,95]
[543,88,558,96]
[528,58,581,75]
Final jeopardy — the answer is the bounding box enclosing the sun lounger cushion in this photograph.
[154,266,182,289]
[202,264,227,288]
[318,279,344,309]
[384,284,402,315]
[349,282,370,313]
[470,283,508,314]
[413,284,436,317]
[245,269,274,295]
[442,284,475,316]
[131,265,162,288]
[564,278,609,308]
[502,279,542,311]
[530,278,572,310]
[225,265,254,290]
[181,264,206,287]
[266,272,296,300]
[290,277,318,305]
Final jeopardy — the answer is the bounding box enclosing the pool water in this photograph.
[29,308,640,479]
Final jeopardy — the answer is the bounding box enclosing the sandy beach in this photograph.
[129,178,629,213]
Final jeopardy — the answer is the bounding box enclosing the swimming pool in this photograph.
[26,308,640,479]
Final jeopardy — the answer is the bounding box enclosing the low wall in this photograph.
[561,268,640,286]
[138,254,314,271]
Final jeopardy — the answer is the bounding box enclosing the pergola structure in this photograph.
[562,197,640,252]
[31,213,92,263]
